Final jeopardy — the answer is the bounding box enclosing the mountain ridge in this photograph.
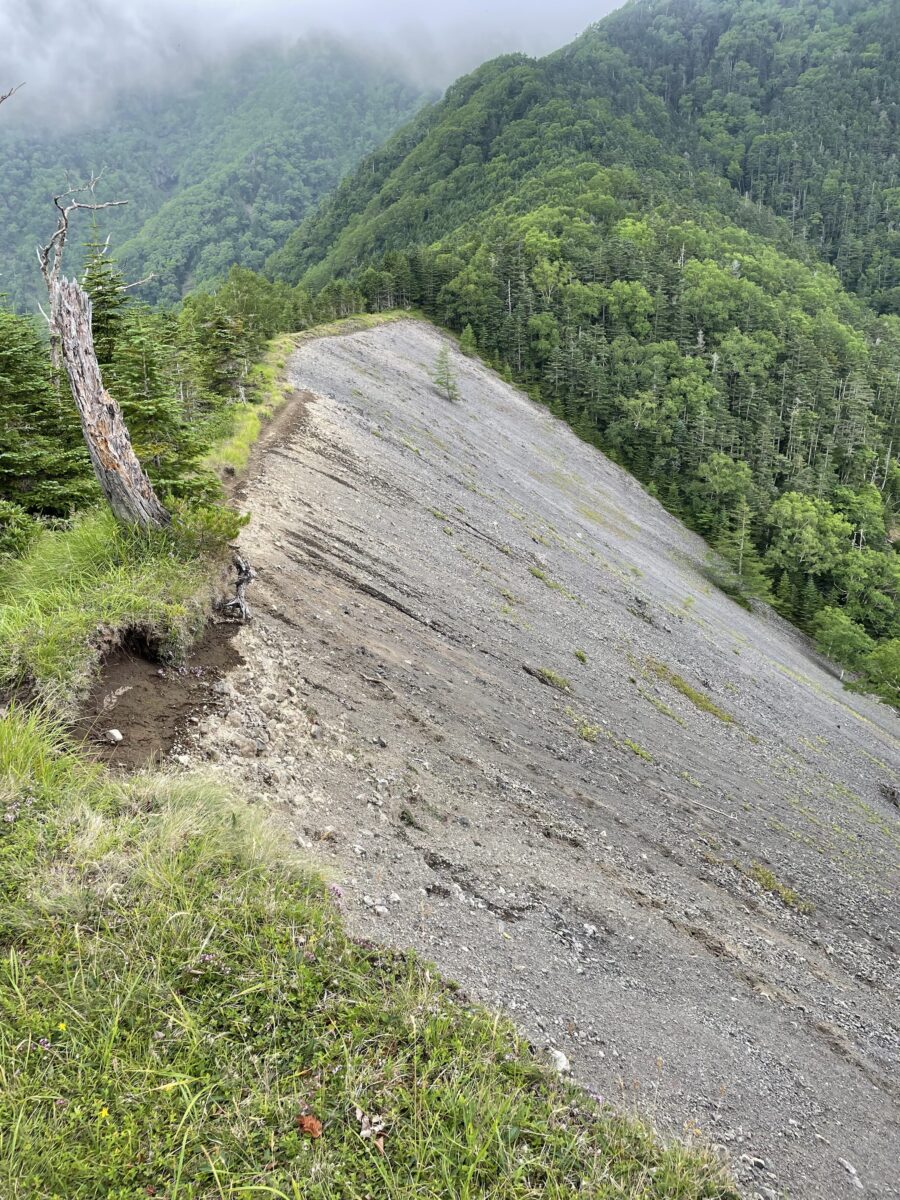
[264,0,899,703]
[167,317,900,1200]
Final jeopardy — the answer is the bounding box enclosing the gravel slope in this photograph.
[176,320,899,1199]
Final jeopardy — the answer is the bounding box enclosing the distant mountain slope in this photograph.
[0,38,427,311]
[266,0,899,697]
[596,0,900,311]
[273,0,899,314]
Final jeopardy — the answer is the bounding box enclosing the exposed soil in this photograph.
[78,622,242,771]
[100,321,899,1199]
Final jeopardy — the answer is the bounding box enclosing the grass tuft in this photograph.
[565,707,600,742]
[528,565,575,600]
[646,660,734,724]
[746,862,813,914]
[535,667,572,692]
[623,738,654,761]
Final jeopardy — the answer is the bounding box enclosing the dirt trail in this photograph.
[100,320,899,1198]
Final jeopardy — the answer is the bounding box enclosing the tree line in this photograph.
[295,176,900,703]
[264,0,899,705]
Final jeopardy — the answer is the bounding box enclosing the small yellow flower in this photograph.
[98,1106,110,1120]
[56,1022,66,1032]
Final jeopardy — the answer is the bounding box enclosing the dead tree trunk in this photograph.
[38,177,169,529]
[54,276,170,528]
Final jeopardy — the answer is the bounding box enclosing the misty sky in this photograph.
[1,0,622,125]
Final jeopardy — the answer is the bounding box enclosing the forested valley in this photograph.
[0,38,427,310]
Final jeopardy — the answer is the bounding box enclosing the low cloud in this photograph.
[0,0,619,126]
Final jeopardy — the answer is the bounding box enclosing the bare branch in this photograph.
[0,83,24,106]
[119,273,155,293]
[37,173,128,292]
[223,552,256,622]
[37,173,128,372]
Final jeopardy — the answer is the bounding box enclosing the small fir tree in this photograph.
[0,310,92,514]
[459,324,477,356]
[109,305,211,500]
[433,344,460,402]
[82,234,128,369]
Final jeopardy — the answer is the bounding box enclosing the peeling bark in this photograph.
[53,276,170,528]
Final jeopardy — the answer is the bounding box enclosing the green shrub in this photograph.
[0,500,41,562]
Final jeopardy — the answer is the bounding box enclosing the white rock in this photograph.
[548,1048,571,1074]
[838,1159,864,1190]
[105,729,123,744]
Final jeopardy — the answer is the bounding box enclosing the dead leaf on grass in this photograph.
[296,1113,323,1139]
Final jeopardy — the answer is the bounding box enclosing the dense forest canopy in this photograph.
[272,0,900,310]
[267,0,899,702]
[0,38,428,311]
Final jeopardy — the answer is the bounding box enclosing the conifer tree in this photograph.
[82,233,128,369]
[433,344,460,402]
[0,310,91,514]
[109,305,210,499]
[459,324,477,356]
[714,497,771,599]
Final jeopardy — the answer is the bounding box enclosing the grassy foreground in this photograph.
[0,710,736,1199]
[0,317,737,1198]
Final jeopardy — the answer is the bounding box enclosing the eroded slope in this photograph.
[177,321,899,1199]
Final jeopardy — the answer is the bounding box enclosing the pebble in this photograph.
[373,904,389,917]
[105,728,123,744]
